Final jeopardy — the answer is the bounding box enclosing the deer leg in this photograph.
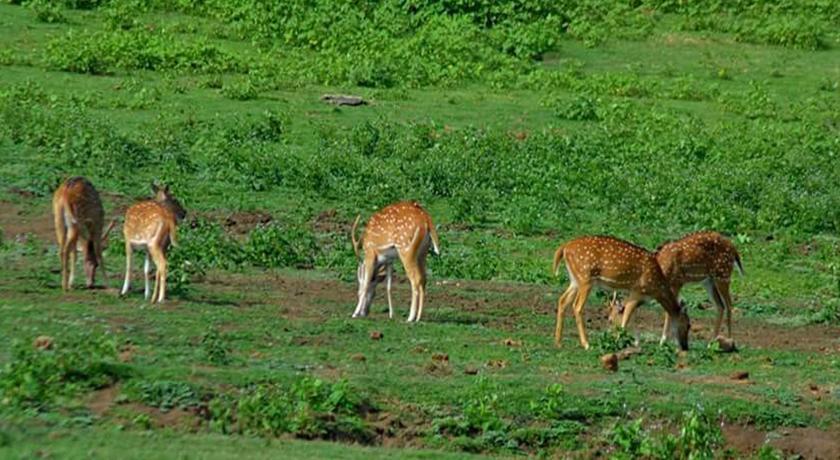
[144,253,152,300]
[572,283,593,350]
[619,297,642,329]
[715,279,734,338]
[121,241,132,296]
[415,255,428,322]
[660,313,671,345]
[66,227,79,290]
[154,247,168,303]
[352,253,378,318]
[59,236,70,292]
[149,242,166,303]
[554,285,577,346]
[704,279,725,338]
[386,264,394,319]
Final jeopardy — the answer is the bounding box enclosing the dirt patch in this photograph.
[223,211,273,235]
[88,384,121,417]
[312,208,348,234]
[613,306,839,352]
[0,200,54,243]
[723,423,840,459]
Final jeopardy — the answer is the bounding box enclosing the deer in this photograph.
[120,183,186,303]
[350,201,440,322]
[552,235,691,351]
[652,231,744,343]
[52,177,116,291]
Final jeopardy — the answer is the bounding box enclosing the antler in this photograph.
[102,218,118,245]
[350,214,361,257]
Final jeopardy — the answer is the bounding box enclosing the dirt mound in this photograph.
[724,423,840,459]
[223,211,273,235]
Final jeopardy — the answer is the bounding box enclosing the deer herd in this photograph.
[52,176,744,353]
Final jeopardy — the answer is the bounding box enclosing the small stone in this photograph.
[370,331,383,341]
[33,336,54,350]
[601,353,619,372]
[715,336,737,353]
[351,353,366,362]
[502,338,522,347]
[464,366,479,375]
[431,353,449,362]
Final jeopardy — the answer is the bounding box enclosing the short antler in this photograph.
[102,218,118,245]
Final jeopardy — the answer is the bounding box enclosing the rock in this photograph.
[464,366,479,375]
[321,94,367,106]
[431,353,449,362]
[370,331,383,341]
[502,338,522,347]
[351,353,366,362]
[715,336,737,353]
[33,335,54,350]
[601,353,619,372]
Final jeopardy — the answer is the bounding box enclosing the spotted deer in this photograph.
[120,183,186,303]
[350,201,440,322]
[52,177,116,290]
[552,235,690,350]
[653,231,743,343]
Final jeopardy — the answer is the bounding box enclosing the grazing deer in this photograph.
[350,201,440,322]
[120,183,186,303]
[654,231,743,343]
[52,177,116,290]
[552,236,690,350]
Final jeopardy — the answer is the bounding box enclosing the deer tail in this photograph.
[428,219,440,256]
[552,244,566,276]
[733,249,744,276]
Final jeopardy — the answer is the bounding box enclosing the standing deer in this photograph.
[552,235,690,350]
[52,177,116,290]
[350,201,440,322]
[120,183,186,303]
[654,231,743,343]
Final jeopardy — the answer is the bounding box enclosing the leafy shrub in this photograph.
[220,78,258,101]
[610,407,723,460]
[592,328,635,354]
[45,29,243,75]
[0,333,124,410]
[200,326,232,365]
[209,378,374,442]
[28,0,66,23]
[553,94,599,121]
[123,380,201,411]
[244,223,317,269]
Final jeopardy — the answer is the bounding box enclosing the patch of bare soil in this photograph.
[87,385,199,430]
[88,384,121,417]
[312,208,351,234]
[223,211,273,235]
[0,200,54,242]
[724,423,840,459]
[613,306,839,352]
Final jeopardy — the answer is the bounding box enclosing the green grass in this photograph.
[1,1,840,458]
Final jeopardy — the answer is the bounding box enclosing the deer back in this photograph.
[123,201,176,243]
[362,201,433,254]
[53,177,105,239]
[656,231,740,284]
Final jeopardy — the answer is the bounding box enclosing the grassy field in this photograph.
[1,1,840,458]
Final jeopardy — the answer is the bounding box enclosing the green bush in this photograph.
[209,378,374,442]
[610,408,723,460]
[123,380,201,411]
[0,333,124,410]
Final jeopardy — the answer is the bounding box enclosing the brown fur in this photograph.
[52,177,114,290]
[655,231,743,340]
[351,201,440,322]
[120,184,186,303]
[552,235,690,350]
